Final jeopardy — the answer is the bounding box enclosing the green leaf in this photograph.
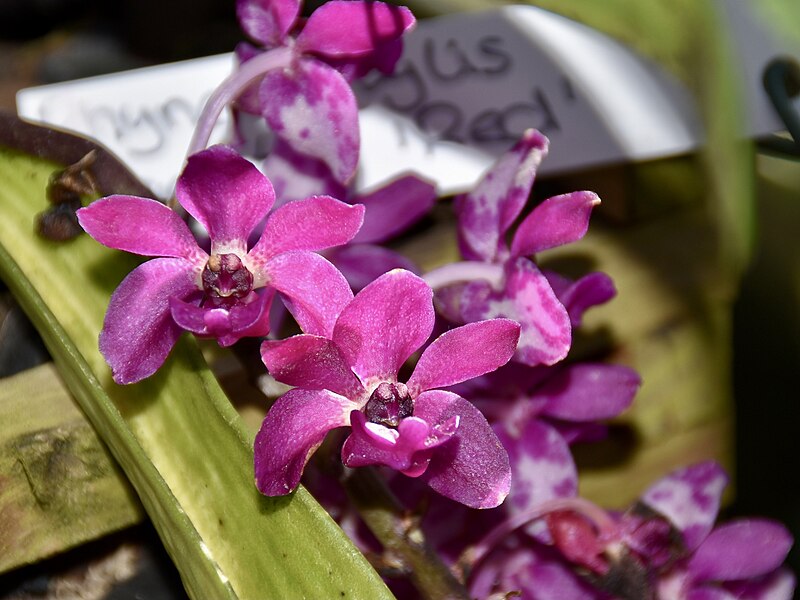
[0,115,392,600]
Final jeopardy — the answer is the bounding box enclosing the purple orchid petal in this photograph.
[688,519,793,583]
[497,420,578,514]
[254,388,356,495]
[263,139,346,205]
[333,269,434,384]
[328,244,420,292]
[536,363,639,422]
[260,59,359,184]
[169,289,273,347]
[176,145,275,248]
[99,258,197,384]
[342,411,457,477]
[455,129,548,262]
[641,461,728,552]
[722,568,796,600]
[351,175,436,244]
[77,196,204,262]
[250,195,364,259]
[549,271,617,328]
[416,390,511,509]
[261,334,364,398]
[265,250,353,338]
[406,319,520,396]
[511,191,600,257]
[471,540,604,600]
[296,1,415,59]
[462,258,571,367]
[236,0,299,47]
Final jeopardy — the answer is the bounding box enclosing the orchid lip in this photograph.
[202,252,254,304]
[364,381,413,428]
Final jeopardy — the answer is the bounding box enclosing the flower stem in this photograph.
[342,467,470,600]
[173,47,294,208]
[423,261,504,290]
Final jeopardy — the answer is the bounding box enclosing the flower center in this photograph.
[202,253,254,306]
[364,382,413,429]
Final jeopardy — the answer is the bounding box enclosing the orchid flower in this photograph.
[512,461,795,600]
[426,129,603,367]
[405,462,793,599]
[234,0,415,183]
[254,269,521,508]
[78,145,364,384]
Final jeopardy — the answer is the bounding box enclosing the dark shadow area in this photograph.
[0,522,187,600]
[729,160,800,574]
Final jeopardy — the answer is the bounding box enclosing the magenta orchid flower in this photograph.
[420,461,793,599]
[254,269,520,508]
[77,145,364,384]
[428,129,602,367]
[235,0,415,183]
[539,461,795,600]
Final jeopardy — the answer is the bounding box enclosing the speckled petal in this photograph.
[99,258,197,384]
[250,195,364,259]
[254,388,356,495]
[265,250,353,338]
[260,59,359,183]
[511,191,600,257]
[497,420,578,515]
[455,129,548,262]
[296,1,415,59]
[416,390,511,509]
[236,0,299,46]
[332,269,434,384]
[261,334,364,398]
[641,461,728,551]
[461,258,571,367]
[537,363,639,422]
[77,196,203,262]
[176,145,275,249]
[407,319,520,396]
[263,139,346,205]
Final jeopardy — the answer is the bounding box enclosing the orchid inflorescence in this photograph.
[76,1,794,598]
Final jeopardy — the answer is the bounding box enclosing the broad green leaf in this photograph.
[0,116,392,600]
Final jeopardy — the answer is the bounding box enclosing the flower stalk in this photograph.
[342,467,470,600]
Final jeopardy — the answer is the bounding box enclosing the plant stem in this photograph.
[174,46,294,208]
[342,468,470,600]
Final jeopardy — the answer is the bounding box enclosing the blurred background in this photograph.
[0,0,798,597]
